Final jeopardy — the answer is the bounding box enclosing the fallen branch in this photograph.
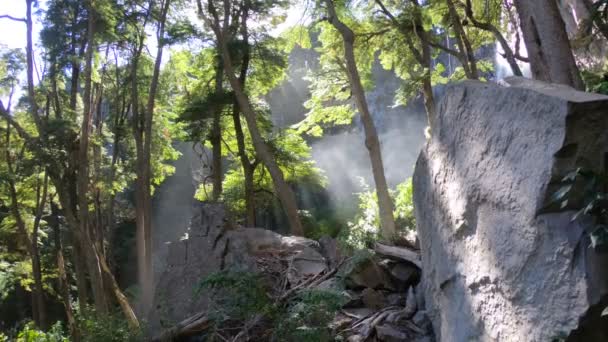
[152,312,211,342]
[374,243,422,268]
[279,257,346,301]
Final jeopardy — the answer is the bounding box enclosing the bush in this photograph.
[76,307,142,342]
[274,289,346,342]
[195,270,272,323]
[339,178,416,249]
[3,321,68,342]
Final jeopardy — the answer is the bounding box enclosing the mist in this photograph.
[268,47,427,208]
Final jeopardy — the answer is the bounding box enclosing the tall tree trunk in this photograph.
[31,171,49,329]
[208,0,304,236]
[376,0,437,129]
[463,0,523,76]
[136,0,171,313]
[51,202,79,341]
[232,19,256,227]
[4,120,46,329]
[324,0,396,240]
[232,104,256,226]
[211,58,223,201]
[513,0,584,89]
[78,2,109,314]
[445,0,479,79]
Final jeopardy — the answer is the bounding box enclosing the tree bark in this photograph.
[375,0,437,129]
[463,0,523,77]
[232,103,257,226]
[323,0,396,240]
[211,59,223,201]
[445,0,479,79]
[51,202,80,341]
[513,0,584,89]
[78,1,109,314]
[4,120,47,329]
[136,0,171,312]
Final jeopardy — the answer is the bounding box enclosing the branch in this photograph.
[0,101,33,142]
[0,14,26,22]
[428,40,463,58]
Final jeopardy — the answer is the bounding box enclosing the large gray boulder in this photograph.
[148,203,324,334]
[413,77,608,341]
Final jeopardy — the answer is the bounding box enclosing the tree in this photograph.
[514,0,585,89]
[197,0,305,236]
[320,0,396,240]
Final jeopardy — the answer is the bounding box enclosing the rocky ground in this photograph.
[150,204,434,341]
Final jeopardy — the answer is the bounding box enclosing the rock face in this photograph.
[413,77,608,341]
[149,203,323,333]
[150,203,433,341]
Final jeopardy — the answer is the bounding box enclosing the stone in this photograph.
[386,293,406,307]
[315,277,342,291]
[342,307,374,319]
[149,203,325,335]
[414,283,425,311]
[287,247,327,285]
[344,257,394,290]
[375,324,409,342]
[341,290,363,308]
[412,310,432,333]
[413,77,608,341]
[319,236,342,268]
[403,286,417,319]
[389,263,419,285]
[361,288,386,310]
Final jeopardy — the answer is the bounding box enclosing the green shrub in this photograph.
[6,321,69,342]
[76,307,142,342]
[274,289,346,342]
[195,270,272,322]
[339,178,416,249]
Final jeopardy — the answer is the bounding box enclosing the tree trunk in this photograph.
[232,104,256,226]
[464,0,523,77]
[211,59,223,201]
[324,0,396,240]
[513,0,584,89]
[78,2,109,314]
[31,171,49,329]
[445,0,478,79]
[51,203,79,341]
[137,0,171,312]
[4,120,46,329]
[211,1,304,236]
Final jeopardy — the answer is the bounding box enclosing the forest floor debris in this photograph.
[154,231,434,342]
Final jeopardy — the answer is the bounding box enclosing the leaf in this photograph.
[561,168,581,182]
[590,225,608,250]
[549,184,573,204]
[602,305,608,317]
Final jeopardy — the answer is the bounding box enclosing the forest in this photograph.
[0,0,607,341]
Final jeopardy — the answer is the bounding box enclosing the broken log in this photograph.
[152,312,210,342]
[374,243,422,268]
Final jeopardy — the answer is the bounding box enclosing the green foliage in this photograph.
[274,289,346,342]
[339,178,416,249]
[301,209,344,240]
[76,307,142,342]
[6,321,68,342]
[195,270,272,322]
[547,167,608,251]
[336,249,374,279]
[582,70,608,95]
[195,271,347,342]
